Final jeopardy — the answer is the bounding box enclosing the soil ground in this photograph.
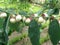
[9,26,53,45]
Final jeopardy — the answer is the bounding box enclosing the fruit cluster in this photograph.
[0,12,59,24]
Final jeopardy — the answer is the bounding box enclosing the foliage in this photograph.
[28,19,40,45]
[0,0,60,45]
[48,19,60,45]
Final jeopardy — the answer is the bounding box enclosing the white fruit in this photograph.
[59,40,60,43]
[10,18,16,23]
[25,18,31,23]
[38,17,44,23]
[16,15,22,21]
[43,13,48,17]
[34,14,38,17]
[22,16,26,21]
[0,12,7,18]
[58,20,60,24]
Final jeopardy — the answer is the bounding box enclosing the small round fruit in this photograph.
[0,12,7,18]
[25,18,31,23]
[43,13,48,17]
[10,18,16,23]
[34,14,38,17]
[12,14,16,17]
[58,20,60,24]
[16,15,22,21]
[58,40,60,44]
[38,17,44,23]
[42,13,48,18]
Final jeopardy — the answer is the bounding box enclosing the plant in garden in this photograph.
[0,7,45,45]
[0,0,60,45]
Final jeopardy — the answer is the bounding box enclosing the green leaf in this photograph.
[0,18,4,28]
[9,22,20,33]
[8,21,25,35]
[28,19,40,45]
[2,14,10,45]
[48,19,60,45]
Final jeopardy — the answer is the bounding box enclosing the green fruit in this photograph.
[48,19,60,45]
